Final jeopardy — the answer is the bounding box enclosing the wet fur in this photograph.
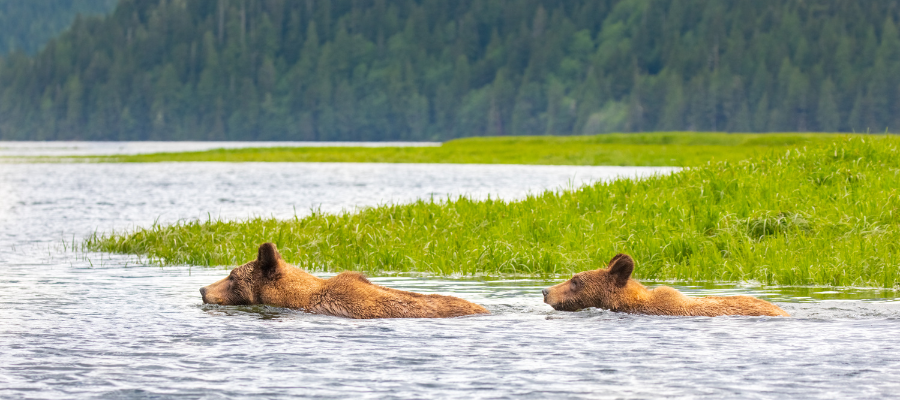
[200,243,489,319]
[543,254,789,317]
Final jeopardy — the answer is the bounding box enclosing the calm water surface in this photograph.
[0,141,439,157]
[1,162,899,399]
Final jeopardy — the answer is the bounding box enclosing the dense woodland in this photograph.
[0,0,117,55]
[1,0,900,141]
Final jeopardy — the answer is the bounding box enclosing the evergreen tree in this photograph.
[0,0,117,55]
[816,79,840,132]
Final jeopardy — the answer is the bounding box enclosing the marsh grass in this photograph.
[88,136,900,287]
[85,132,847,167]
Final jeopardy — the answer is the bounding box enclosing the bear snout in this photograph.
[200,286,214,304]
[542,287,558,307]
[542,285,569,309]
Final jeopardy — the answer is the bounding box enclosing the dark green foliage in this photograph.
[0,0,117,55]
[2,0,900,140]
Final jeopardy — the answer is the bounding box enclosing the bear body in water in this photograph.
[543,254,789,317]
[200,243,489,319]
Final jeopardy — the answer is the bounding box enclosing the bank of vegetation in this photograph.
[88,132,842,167]
[2,0,900,141]
[88,136,900,287]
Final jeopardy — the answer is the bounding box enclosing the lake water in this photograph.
[1,159,899,399]
[0,141,439,157]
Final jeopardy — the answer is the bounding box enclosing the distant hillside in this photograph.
[0,0,117,55]
[1,0,899,140]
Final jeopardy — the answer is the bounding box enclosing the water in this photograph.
[0,141,439,157]
[2,160,900,399]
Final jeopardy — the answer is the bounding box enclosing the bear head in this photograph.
[542,254,635,311]
[200,242,286,306]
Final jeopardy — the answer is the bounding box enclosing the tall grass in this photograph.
[86,132,848,167]
[88,136,900,287]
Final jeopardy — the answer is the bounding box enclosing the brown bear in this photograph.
[200,242,489,319]
[542,254,789,317]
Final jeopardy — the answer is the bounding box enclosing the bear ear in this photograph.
[256,242,283,276]
[607,253,634,287]
[605,253,626,268]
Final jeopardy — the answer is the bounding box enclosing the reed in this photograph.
[87,135,900,287]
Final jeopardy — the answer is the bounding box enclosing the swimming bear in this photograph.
[543,254,789,317]
[200,243,489,319]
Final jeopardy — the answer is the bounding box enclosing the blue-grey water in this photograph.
[1,160,899,399]
[0,140,439,157]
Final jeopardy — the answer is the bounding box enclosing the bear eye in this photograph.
[570,277,581,290]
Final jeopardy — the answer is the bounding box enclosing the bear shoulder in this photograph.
[329,271,372,285]
[317,272,488,318]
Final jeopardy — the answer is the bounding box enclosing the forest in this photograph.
[0,0,117,55]
[1,0,899,141]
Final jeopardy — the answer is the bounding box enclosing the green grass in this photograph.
[83,132,848,167]
[88,135,900,287]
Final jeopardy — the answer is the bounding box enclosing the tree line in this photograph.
[1,0,899,141]
[0,0,117,55]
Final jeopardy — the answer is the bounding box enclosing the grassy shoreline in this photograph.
[88,135,900,287]
[71,132,847,167]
